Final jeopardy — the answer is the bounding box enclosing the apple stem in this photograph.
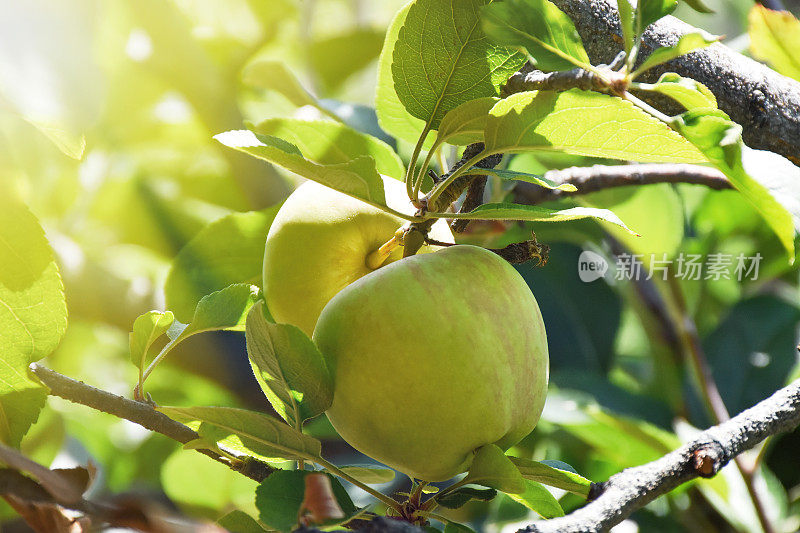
[365,229,404,269]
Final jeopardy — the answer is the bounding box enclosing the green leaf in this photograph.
[392,0,526,129]
[443,521,478,533]
[214,130,389,210]
[434,97,499,147]
[507,479,564,519]
[445,203,638,234]
[481,0,590,71]
[0,196,67,446]
[165,208,279,324]
[748,5,800,81]
[245,302,333,428]
[181,284,259,336]
[161,450,258,514]
[508,456,591,497]
[682,0,714,13]
[634,31,719,76]
[158,406,322,462]
[484,90,705,163]
[255,470,358,533]
[251,118,404,179]
[481,168,577,191]
[437,486,497,509]
[640,0,678,31]
[376,2,434,147]
[218,511,268,533]
[637,72,717,111]
[129,311,175,371]
[309,29,385,93]
[675,109,796,261]
[617,0,635,55]
[463,444,526,494]
[242,60,318,109]
[336,465,396,485]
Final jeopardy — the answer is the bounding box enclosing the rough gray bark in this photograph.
[548,0,800,165]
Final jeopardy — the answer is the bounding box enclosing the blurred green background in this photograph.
[1,0,798,531]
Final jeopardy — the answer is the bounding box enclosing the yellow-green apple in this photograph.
[263,176,452,336]
[313,245,549,482]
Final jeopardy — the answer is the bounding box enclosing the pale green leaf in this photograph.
[484,90,706,163]
[482,168,578,191]
[634,31,719,76]
[376,1,434,147]
[748,5,800,81]
[182,283,260,336]
[245,302,332,428]
[309,29,385,93]
[165,208,279,323]
[242,60,317,108]
[507,479,565,518]
[129,311,174,371]
[0,196,67,446]
[215,130,388,209]
[337,465,396,485]
[434,97,499,147]
[159,405,322,461]
[251,119,404,179]
[675,108,796,261]
[463,444,526,494]
[481,0,590,71]
[617,0,635,54]
[637,72,717,111]
[22,119,86,160]
[392,0,526,129]
[508,456,591,497]
[444,203,638,234]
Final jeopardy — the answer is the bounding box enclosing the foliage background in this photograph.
[0,0,798,531]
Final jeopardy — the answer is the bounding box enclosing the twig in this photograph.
[545,0,800,165]
[29,364,275,483]
[513,163,730,204]
[518,378,800,533]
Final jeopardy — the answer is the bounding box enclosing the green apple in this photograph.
[263,176,453,336]
[313,245,549,482]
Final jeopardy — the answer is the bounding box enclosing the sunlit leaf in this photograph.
[165,208,279,323]
[640,0,678,31]
[245,302,332,428]
[376,1,433,147]
[0,196,67,446]
[158,405,322,461]
[242,60,318,108]
[617,0,635,54]
[481,0,590,71]
[434,97,498,147]
[748,5,800,81]
[444,203,637,234]
[251,118,404,179]
[637,72,717,111]
[215,130,389,209]
[634,31,719,76]
[675,108,796,261]
[129,311,174,371]
[484,90,706,163]
[309,29,385,93]
[463,444,526,494]
[508,456,591,497]
[481,168,577,191]
[507,479,564,518]
[255,470,358,533]
[392,0,526,129]
[218,511,268,532]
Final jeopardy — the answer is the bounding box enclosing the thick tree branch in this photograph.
[544,0,800,165]
[513,163,730,204]
[29,364,274,483]
[519,378,800,533]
